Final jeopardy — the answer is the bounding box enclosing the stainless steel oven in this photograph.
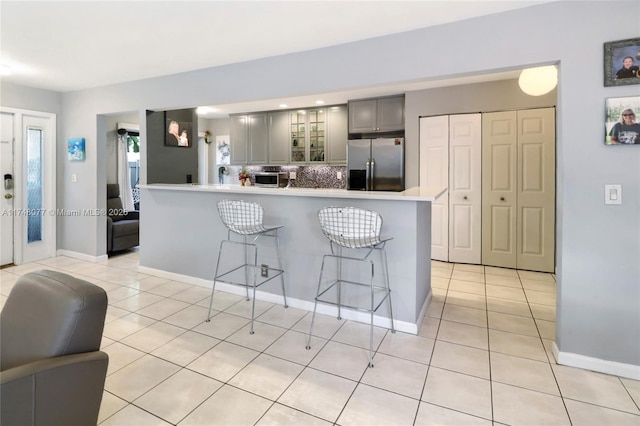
[253,172,289,188]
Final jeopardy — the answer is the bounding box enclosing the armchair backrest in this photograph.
[0,270,107,371]
[107,183,125,221]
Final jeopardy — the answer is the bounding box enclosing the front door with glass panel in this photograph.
[0,109,56,265]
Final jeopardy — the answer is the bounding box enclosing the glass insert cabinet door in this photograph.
[290,111,306,162]
[290,108,326,163]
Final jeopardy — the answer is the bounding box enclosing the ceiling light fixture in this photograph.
[315,100,325,105]
[279,104,288,108]
[518,65,557,96]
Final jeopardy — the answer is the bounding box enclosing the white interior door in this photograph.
[1,108,56,265]
[1,112,14,266]
[420,115,449,261]
[517,108,555,272]
[482,111,517,268]
[449,113,482,264]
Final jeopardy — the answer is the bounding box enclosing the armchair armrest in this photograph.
[1,351,109,426]
[124,210,139,220]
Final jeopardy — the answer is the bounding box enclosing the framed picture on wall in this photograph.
[605,96,640,145]
[165,113,192,147]
[604,37,640,87]
[67,138,85,160]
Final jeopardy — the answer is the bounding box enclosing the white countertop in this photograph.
[139,183,446,202]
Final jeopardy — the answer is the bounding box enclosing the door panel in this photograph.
[20,114,56,263]
[449,114,481,264]
[517,108,555,272]
[420,116,449,261]
[482,111,517,268]
[490,205,514,253]
[521,207,543,255]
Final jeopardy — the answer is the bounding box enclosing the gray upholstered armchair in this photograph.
[0,270,109,426]
[107,183,139,253]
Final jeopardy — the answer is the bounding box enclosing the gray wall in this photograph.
[146,109,198,184]
[1,1,638,370]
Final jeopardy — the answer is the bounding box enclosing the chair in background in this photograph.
[206,199,287,334]
[306,206,395,367]
[107,183,139,253]
[0,270,109,426]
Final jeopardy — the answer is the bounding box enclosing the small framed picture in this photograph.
[605,96,640,145]
[604,37,640,87]
[165,114,192,147]
[216,135,230,165]
[67,138,85,160]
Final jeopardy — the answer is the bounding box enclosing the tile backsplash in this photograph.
[215,165,346,189]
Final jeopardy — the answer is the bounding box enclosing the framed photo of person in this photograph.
[605,96,640,145]
[604,37,640,87]
[165,114,192,147]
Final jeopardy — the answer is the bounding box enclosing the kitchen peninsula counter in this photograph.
[138,184,445,333]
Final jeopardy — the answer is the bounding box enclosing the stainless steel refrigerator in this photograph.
[347,138,404,191]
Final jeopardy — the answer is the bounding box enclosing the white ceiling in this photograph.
[0,1,550,116]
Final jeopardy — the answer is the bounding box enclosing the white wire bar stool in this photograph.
[306,206,395,367]
[206,200,287,334]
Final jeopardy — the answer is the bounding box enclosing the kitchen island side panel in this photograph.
[139,186,433,327]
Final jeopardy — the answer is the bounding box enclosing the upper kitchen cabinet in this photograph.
[230,114,248,164]
[248,113,268,164]
[290,108,326,163]
[229,113,268,164]
[326,105,348,164]
[268,111,290,164]
[348,95,405,133]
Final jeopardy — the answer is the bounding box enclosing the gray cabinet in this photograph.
[327,105,348,164]
[268,111,290,164]
[290,108,326,163]
[348,95,404,133]
[230,115,248,164]
[248,113,268,164]
[230,113,268,164]
[231,105,347,165]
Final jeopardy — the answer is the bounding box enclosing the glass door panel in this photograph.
[291,111,306,162]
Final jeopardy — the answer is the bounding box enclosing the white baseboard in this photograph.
[56,249,108,263]
[138,265,419,334]
[553,342,640,380]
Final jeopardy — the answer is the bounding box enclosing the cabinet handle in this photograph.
[500,197,505,201]
[463,196,468,200]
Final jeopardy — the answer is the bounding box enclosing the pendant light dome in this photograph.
[519,65,558,96]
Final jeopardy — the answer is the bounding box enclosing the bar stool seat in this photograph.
[306,206,395,367]
[206,200,287,334]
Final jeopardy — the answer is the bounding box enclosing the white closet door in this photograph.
[517,108,555,272]
[482,111,518,268]
[449,114,482,264]
[420,115,449,262]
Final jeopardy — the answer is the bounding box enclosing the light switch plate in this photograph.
[289,171,296,180]
[71,173,77,183]
[604,184,621,205]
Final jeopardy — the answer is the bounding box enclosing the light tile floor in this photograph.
[1,252,639,425]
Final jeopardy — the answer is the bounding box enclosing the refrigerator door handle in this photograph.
[369,158,375,190]
[365,160,371,191]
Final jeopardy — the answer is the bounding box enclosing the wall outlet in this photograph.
[289,171,296,180]
[71,174,77,182]
[337,171,342,180]
[261,264,269,278]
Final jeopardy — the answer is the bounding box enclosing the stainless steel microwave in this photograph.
[253,172,289,188]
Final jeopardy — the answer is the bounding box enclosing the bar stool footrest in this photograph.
[315,279,391,314]
[215,264,284,288]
